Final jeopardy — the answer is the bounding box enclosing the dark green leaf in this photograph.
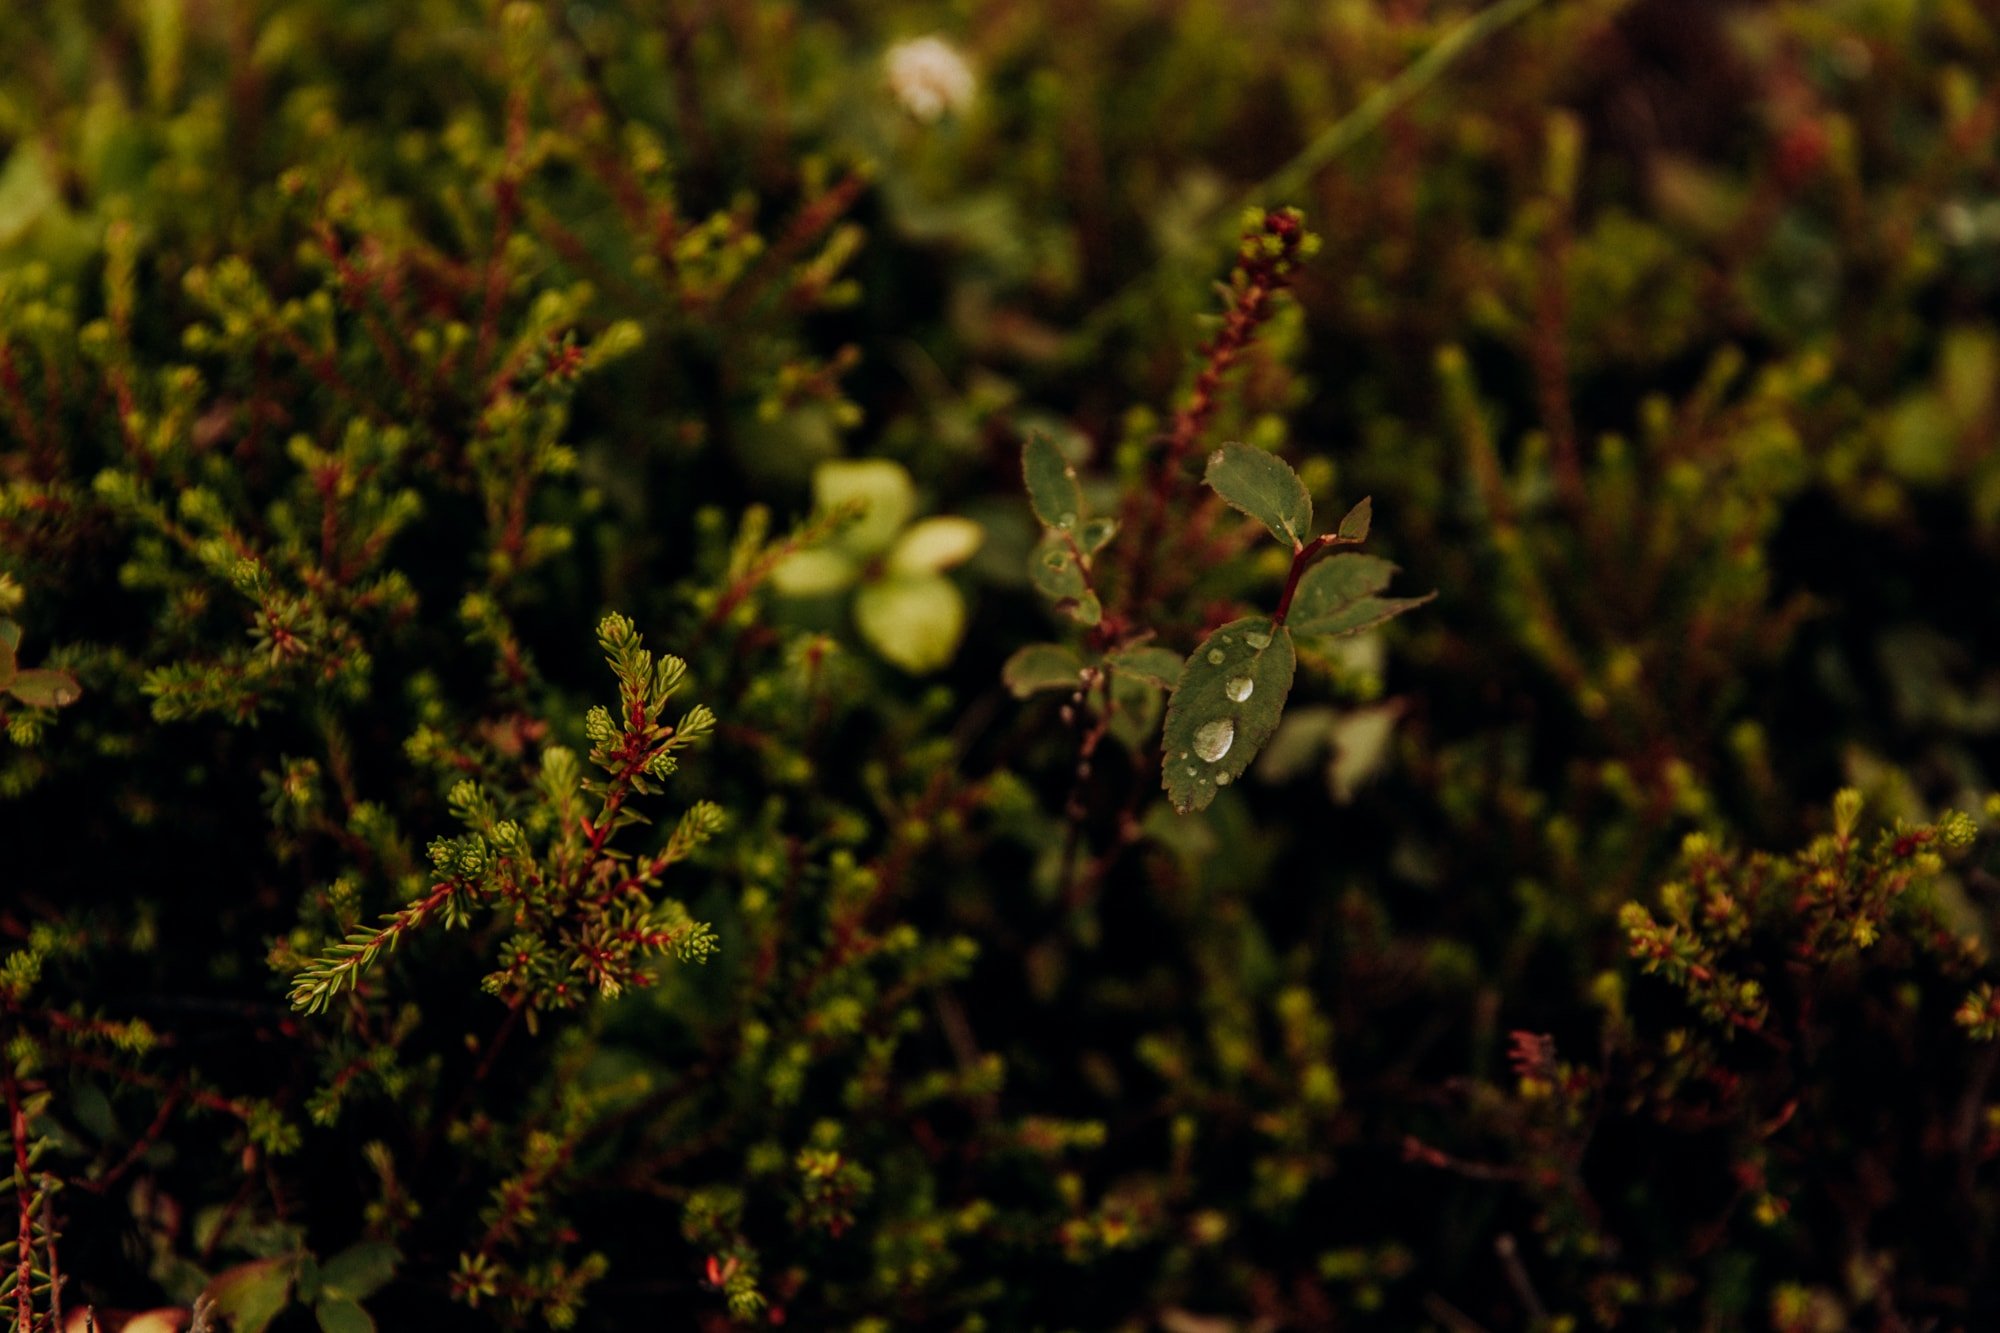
[315,1298,376,1333]
[1105,645,1183,690]
[1336,496,1372,541]
[1287,556,1434,640]
[1023,433,1083,531]
[7,668,81,708]
[318,1243,399,1302]
[1161,617,1296,813]
[0,617,19,651]
[1204,442,1312,548]
[1003,643,1086,698]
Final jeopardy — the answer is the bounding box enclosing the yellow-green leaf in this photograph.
[816,459,915,557]
[887,516,984,575]
[855,575,966,674]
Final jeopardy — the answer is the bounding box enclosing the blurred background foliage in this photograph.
[5,0,2000,1329]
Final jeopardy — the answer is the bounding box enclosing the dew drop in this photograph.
[1224,676,1253,702]
[1214,772,1233,787]
[1057,511,1077,530]
[1193,718,1235,763]
[1184,765,1197,776]
[1043,550,1071,570]
[1244,630,1273,651]
[1205,648,1225,665]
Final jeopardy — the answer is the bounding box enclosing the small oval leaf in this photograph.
[887,516,984,575]
[1003,643,1086,698]
[1161,617,1296,813]
[8,667,81,709]
[1023,433,1084,531]
[1104,645,1183,690]
[1205,442,1312,548]
[1336,496,1372,542]
[854,576,966,675]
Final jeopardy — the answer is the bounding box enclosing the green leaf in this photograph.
[7,668,81,708]
[1287,556,1434,640]
[1003,643,1085,698]
[1029,534,1101,623]
[1205,442,1312,548]
[315,1298,376,1333]
[1105,645,1183,690]
[205,1257,295,1333]
[1078,516,1118,554]
[0,618,19,651]
[1336,496,1372,542]
[855,576,966,674]
[318,1243,399,1302]
[815,459,915,557]
[1161,617,1296,814]
[1023,433,1083,530]
[887,516,984,575]
[0,634,14,690]
[768,547,859,596]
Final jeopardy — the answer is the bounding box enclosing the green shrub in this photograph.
[6,1,2000,1329]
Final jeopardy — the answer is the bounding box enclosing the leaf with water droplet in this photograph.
[1003,643,1086,698]
[1204,442,1312,549]
[1336,496,1372,542]
[1287,554,1435,640]
[7,667,80,709]
[1023,432,1083,530]
[1105,645,1182,690]
[1162,616,1295,813]
[1078,516,1118,554]
[1030,532,1087,601]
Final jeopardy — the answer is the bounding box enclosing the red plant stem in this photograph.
[1271,533,1356,628]
[6,1070,34,1333]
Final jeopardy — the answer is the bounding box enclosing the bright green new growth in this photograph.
[288,614,720,1018]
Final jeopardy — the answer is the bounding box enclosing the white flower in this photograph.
[884,35,976,123]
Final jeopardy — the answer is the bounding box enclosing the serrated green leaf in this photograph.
[855,575,966,674]
[8,668,81,708]
[1003,643,1085,697]
[1105,645,1183,690]
[1287,556,1434,640]
[1336,496,1372,541]
[1205,442,1312,548]
[1161,617,1296,814]
[315,1298,376,1333]
[318,1243,399,1302]
[1023,433,1083,530]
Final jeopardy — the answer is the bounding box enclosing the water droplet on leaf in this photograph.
[1244,630,1272,650]
[1224,676,1253,702]
[1193,718,1235,762]
[1214,772,1232,786]
[1206,649,1225,665]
